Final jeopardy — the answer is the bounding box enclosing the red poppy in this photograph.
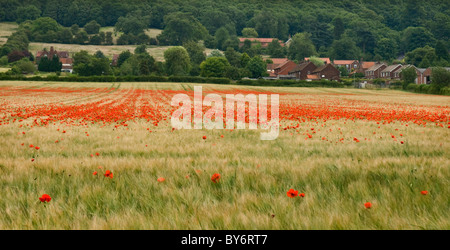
[29,144,34,148]
[95,152,100,156]
[421,190,428,195]
[364,202,372,209]
[35,146,40,150]
[287,189,298,198]
[299,193,305,198]
[211,173,221,183]
[104,170,113,179]
[157,177,165,182]
[203,136,207,140]
[93,171,98,176]
[39,194,51,203]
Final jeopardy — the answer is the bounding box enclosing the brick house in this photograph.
[36,46,69,62]
[365,63,387,79]
[111,54,119,67]
[239,38,284,48]
[333,60,360,72]
[288,61,317,80]
[273,60,297,79]
[266,58,289,77]
[60,58,74,73]
[354,61,376,75]
[380,64,403,79]
[308,63,340,81]
[36,46,73,73]
[399,65,430,84]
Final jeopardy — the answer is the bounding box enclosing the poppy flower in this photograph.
[39,194,51,203]
[104,170,113,179]
[421,191,428,195]
[287,189,298,198]
[211,173,221,183]
[299,193,305,198]
[29,144,34,148]
[93,171,97,176]
[203,136,207,140]
[35,146,40,150]
[95,152,100,156]
[364,202,372,209]
[157,177,165,182]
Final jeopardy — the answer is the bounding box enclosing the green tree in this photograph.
[115,16,146,35]
[183,41,206,66]
[16,5,41,23]
[401,66,417,89]
[215,27,230,50]
[375,38,398,60]
[94,50,105,59]
[267,39,286,58]
[73,50,91,66]
[224,47,242,68]
[287,33,316,61]
[246,56,266,78]
[157,13,208,45]
[73,30,89,44]
[431,67,450,90]
[200,57,230,77]
[84,20,101,34]
[15,58,36,74]
[405,46,437,67]
[105,32,114,45]
[117,50,132,67]
[89,35,102,45]
[242,28,258,38]
[134,45,147,54]
[164,46,191,76]
[332,17,344,40]
[435,40,449,61]
[57,28,73,44]
[329,35,360,60]
[401,27,435,53]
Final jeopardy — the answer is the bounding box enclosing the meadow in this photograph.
[0,81,448,229]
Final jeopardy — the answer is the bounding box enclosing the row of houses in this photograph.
[265,57,444,84]
[266,58,341,81]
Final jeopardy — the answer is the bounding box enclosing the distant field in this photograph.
[0,22,18,45]
[0,81,448,229]
[0,67,10,73]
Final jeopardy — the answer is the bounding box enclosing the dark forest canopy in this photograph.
[0,0,449,62]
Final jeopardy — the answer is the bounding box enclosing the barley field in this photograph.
[0,81,448,230]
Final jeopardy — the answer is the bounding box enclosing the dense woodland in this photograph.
[0,0,449,84]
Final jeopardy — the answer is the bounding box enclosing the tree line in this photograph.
[0,0,448,66]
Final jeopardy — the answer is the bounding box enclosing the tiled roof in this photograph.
[289,61,314,73]
[381,64,402,73]
[361,61,376,69]
[367,63,386,71]
[333,60,357,65]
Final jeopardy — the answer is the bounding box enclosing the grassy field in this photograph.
[0,81,448,229]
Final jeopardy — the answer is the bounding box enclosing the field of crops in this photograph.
[0,81,448,229]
